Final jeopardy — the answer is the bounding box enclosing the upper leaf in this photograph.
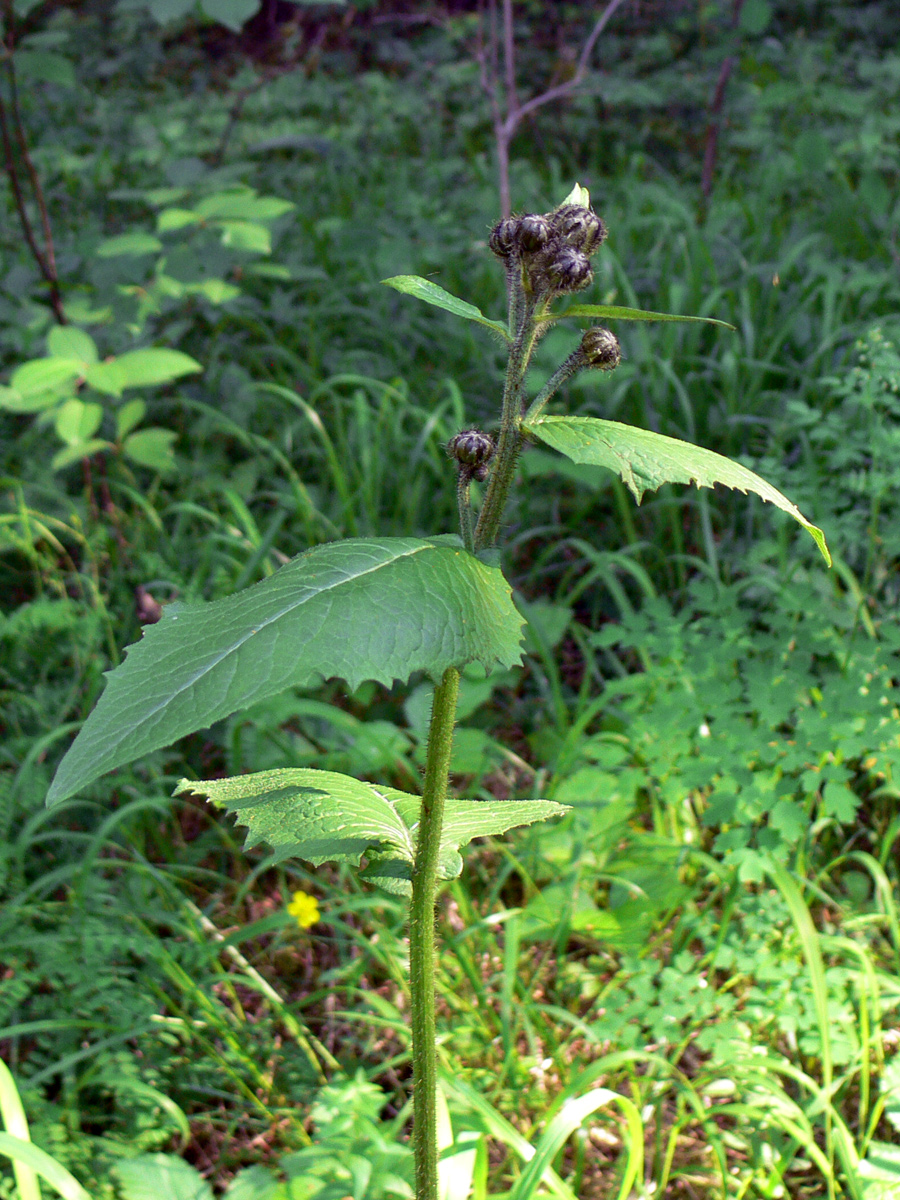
[177,768,568,896]
[538,303,735,331]
[84,350,202,397]
[382,275,510,340]
[47,537,524,806]
[524,415,830,565]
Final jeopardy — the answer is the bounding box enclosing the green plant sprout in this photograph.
[46,184,829,1200]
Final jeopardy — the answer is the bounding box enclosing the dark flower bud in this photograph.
[580,327,621,370]
[515,214,552,254]
[544,246,593,294]
[448,429,495,471]
[489,217,519,259]
[552,204,607,256]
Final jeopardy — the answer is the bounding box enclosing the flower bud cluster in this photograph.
[447,429,495,482]
[489,200,607,300]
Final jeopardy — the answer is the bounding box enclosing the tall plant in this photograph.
[46,184,828,1199]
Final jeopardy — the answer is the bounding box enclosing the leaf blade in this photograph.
[178,768,567,894]
[382,275,510,340]
[47,537,524,806]
[539,303,736,331]
[524,415,830,565]
[177,769,415,867]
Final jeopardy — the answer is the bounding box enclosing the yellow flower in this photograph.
[287,890,320,929]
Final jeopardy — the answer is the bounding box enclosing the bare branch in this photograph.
[0,45,66,321]
[501,0,517,121]
[501,0,629,138]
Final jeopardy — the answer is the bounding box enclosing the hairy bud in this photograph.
[448,429,495,480]
[552,204,607,256]
[580,327,621,370]
[544,246,593,295]
[515,214,552,254]
[489,217,520,259]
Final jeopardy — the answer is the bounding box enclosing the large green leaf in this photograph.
[524,415,830,565]
[47,537,523,806]
[539,303,735,330]
[382,275,510,340]
[177,768,567,895]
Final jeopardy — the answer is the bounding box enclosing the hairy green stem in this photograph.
[456,471,475,553]
[522,347,584,423]
[474,296,544,550]
[409,665,460,1200]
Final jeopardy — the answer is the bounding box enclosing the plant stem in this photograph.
[522,347,584,423]
[474,298,542,550]
[0,29,66,324]
[409,665,460,1200]
[456,471,475,553]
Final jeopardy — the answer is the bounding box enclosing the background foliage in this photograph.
[2,0,900,1196]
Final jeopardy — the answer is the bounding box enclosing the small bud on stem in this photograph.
[580,326,621,370]
[448,429,495,481]
[522,327,622,424]
[449,430,495,552]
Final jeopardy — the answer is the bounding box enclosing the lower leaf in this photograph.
[178,768,568,895]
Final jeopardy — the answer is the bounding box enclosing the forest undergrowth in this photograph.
[2,2,900,1197]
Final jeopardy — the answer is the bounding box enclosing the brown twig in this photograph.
[210,21,328,167]
[476,0,630,216]
[699,0,747,206]
[700,55,735,200]
[0,11,66,323]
